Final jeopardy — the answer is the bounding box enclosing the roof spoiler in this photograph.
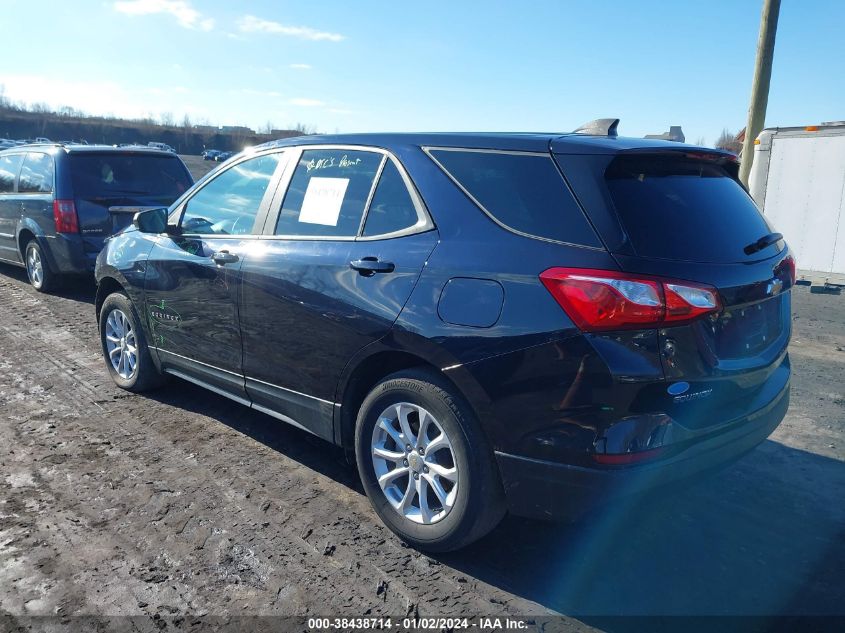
[572,118,620,138]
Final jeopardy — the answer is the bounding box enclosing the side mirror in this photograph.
[133,207,170,234]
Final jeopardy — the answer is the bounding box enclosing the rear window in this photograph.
[605,154,774,263]
[0,154,23,193]
[428,149,601,247]
[69,153,193,200]
[19,152,54,193]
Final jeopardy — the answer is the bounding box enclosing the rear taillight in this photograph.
[53,199,79,234]
[540,268,721,332]
[778,255,796,286]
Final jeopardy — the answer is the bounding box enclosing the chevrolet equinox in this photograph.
[94,121,793,551]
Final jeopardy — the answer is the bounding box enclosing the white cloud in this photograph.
[237,15,344,41]
[289,63,312,70]
[113,0,214,31]
[326,108,354,115]
[290,98,324,107]
[231,88,284,99]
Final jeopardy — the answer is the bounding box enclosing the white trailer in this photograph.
[748,122,845,284]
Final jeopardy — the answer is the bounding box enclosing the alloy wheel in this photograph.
[105,309,138,380]
[371,402,459,524]
[26,246,43,288]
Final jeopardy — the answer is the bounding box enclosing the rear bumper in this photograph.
[43,234,98,275]
[495,380,789,520]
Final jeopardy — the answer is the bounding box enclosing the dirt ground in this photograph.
[180,155,219,181]
[1,256,843,627]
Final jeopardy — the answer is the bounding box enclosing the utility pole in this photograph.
[739,0,782,186]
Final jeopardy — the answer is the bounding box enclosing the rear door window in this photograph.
[362,160,421,237]
[69,153,193,199]
[275,149,383,238]
[605,154,775,263]
[19,153,54,193]
[0,154,23,193]
[428,149,601,247]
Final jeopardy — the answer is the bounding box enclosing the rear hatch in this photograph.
[69,152,193,253]
[553,146,794,430]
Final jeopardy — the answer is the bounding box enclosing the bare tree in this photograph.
[695,136,707,147]
[181,114,193,149]
[260,120,275,135]
[715,128,742,154]
[292,122,316,135]
[159,111,175,127]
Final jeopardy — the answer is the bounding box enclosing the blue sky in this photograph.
[1,0,842,145]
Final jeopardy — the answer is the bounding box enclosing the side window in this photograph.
[362,160,421,237]
[429,149,602,247]
[19,153,54,193]
[275,149,383,237]
[180,153,282,235]
[0,154,23,193]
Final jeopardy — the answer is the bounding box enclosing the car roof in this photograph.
[258,132,711,155]
[0,143,177,156]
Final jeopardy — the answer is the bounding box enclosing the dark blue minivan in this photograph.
[0,144,192,291]
[94,123,793,551]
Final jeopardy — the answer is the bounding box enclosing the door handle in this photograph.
[350,257,395,276]
[212,250,239,265]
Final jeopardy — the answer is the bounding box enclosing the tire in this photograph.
[354,368,506,552]
[24,239,57,293]
[99,292,165,392]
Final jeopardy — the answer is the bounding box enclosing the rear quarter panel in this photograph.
[377,145,635,459]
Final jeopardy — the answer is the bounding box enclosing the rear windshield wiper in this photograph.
[744,232,783,255]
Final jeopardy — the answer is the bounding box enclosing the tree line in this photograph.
[0,86,311,154]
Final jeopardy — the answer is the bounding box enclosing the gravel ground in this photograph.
[0,260,843,627]
[180,155,218,181]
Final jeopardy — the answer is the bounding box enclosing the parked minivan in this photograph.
[0,144,193,291]
[94,122,793,551]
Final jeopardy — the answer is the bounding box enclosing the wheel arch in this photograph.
[17,226,58,273]
[334,341,495,454]
[18,212,60,260]
[95,276,128,322]
[17,228,36,260]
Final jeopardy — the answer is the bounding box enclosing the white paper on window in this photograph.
[298,177,349,226]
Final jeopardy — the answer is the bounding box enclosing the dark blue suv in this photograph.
[94,123,793,551]
[0,144,193,291]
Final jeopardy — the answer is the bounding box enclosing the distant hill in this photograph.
[0,106,305,154]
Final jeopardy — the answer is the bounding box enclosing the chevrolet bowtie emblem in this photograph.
[766,277,784,296]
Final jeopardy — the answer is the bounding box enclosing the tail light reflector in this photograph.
[53,199,79,234]
[540,268,721,332]
[593,447,666,465]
